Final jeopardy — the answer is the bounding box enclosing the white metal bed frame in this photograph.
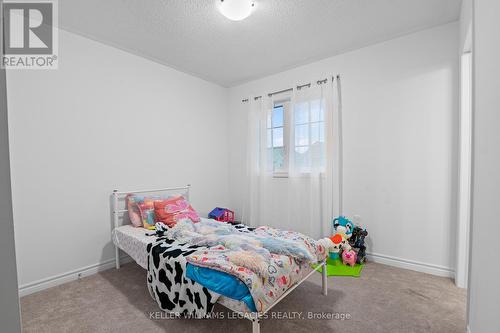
[111,185,328,333]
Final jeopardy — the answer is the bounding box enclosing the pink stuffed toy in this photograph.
[342,249,357,267]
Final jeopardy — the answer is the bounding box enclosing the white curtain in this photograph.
[242,77,342,239]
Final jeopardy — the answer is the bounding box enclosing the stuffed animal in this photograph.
[327,233,352,260]
[349,226,368,264]
[333,216,354,239]
[329,234,343,253]
[342,249,357,267]
[339,233,352,251]
[317,237,334,252]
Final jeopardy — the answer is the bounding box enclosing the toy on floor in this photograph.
[316,215,368,276]
[330,215,370,266]
[339,233,351,251]
[333,216,354,239]
[208,207,235,223]
[328,234,343,259]
[313,256,364,277]
[349,226,368,264]
[328,231,352,258]
[342,249,357,267]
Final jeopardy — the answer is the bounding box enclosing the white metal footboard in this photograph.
[244,259,328,333]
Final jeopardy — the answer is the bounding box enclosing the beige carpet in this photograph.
[20,262,466,333]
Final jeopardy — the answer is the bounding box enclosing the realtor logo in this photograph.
[1,0,58,69]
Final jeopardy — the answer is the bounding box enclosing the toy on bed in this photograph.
[144,222,169,237]
[208,207,235,223]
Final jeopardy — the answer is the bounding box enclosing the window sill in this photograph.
[272,172,289,178]
[272,172,326,179]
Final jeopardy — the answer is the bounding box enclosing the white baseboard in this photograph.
[18,255,133,297]
[19,252,454,297]
[366,252,455,278]
[467,325,471,333]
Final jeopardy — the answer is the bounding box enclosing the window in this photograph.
[267,102,289,175]
[266,97,326,176]
[293,99,326,173]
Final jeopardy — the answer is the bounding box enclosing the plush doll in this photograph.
[327,233,351,260]
[339,233,352,252]
[333,216,354,239]
[349,226,368,264]
[342,249,357,267]
[317,237,335,252]
[154,222,168,236]
[329,234,343,254]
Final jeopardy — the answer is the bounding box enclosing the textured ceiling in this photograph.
[59,0,461,87]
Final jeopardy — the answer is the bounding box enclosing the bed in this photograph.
[111,185,328,333]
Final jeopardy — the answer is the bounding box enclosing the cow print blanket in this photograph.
[146,237,219,317]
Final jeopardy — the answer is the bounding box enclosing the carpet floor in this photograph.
[20,262,466,333]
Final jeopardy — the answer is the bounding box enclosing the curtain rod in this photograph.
[241,76,336,103]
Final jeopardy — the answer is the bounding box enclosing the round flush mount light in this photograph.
[218,0,255,21]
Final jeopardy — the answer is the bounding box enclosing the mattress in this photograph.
[111,224,252,313]
[112,225,153,269]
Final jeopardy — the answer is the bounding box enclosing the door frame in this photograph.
[456,26,472,289]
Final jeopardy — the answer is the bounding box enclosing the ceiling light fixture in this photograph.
[218,0,255,21]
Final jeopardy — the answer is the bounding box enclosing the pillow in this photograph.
[138,198,157,229]
[154,196,200,227]
[126,194,143,227]
[126,194,172,228]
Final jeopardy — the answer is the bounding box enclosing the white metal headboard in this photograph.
[111,184,191,269]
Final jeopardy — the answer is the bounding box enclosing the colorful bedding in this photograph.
[112,222,256,313]
[186,264,257,312]
[146,237,220,317]
[165,219,330,312]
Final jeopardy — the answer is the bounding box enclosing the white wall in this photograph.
[228,23,459,275]
[459,0,472,52]
[467,1,500,332]
[0,51,22,332]
[6,29,230,290]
